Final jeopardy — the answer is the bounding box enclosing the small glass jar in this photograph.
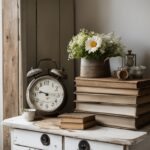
[124,50,136,67]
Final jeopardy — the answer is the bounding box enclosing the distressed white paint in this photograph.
[0,0,3,149]
[65,137,124,150]
[3,116,150,149]
[11,129,62,150]
[3,116,148,146]
[129,133,150,150]
[4,116,150,150]
[12,145,39,150]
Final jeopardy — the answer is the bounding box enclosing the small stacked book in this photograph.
[75,77,150,130]
[59,113,96,130]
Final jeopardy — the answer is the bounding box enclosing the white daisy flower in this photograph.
[85,36,102,53]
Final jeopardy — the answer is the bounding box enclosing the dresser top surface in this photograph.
[3,116,150,146]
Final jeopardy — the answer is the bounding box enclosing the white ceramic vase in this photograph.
[109,56,123,76]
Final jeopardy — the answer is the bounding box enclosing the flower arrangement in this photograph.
[67,29,124,60]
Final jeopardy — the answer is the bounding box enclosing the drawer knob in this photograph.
[41,134,50,146]
[78,140,90,150]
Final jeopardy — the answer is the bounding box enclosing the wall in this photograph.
[75,0,150,76]
[0,0,3,148]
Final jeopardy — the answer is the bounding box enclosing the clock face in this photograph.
[26,76,65,112]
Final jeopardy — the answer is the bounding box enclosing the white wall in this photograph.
[75,0,150,76]
[0,0,3,149]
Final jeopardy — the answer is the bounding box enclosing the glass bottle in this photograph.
[124,50,136,67]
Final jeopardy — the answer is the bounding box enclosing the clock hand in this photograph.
[39,91,49,96]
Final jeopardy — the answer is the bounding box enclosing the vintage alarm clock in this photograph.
[26,58,66,115]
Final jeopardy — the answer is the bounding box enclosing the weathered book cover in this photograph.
[95,113,150,130]
[59,113,95,123]
[75,77,150,89]
[76,86,150,96]
[75,102,150,117]
[75,93,150,105]
[60,121,96,130]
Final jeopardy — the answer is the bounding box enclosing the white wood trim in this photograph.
[12,129,62,150]
[65,137,124,150]
[18,0,24,114]
[0,0,3,149]
[128,133,150,150]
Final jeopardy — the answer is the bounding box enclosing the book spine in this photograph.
[76,86,139,96]
[76,80,137,89]
[76,103,136,117]
[95,115,136,129]
[76,93,137,105]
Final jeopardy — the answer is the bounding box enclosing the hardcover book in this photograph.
[60,121,96,130]
[75,102,150,117]
[95,113,150,129]
[76,86,150,96]
[76,93,150,105]
[75,77,150,89]
[59,113,95,123]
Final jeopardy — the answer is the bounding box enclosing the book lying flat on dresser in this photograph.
[75,77,150,89]
[75,102,150,117]
[60,121,96,130]
[59,113,95,123]
[76,86,150,96]
[76,93,150,105]
[95,113,150,129]
[59,113,96,130]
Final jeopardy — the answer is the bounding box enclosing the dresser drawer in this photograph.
[64,137,124,150]
[12,145,40,150]
[12,129,62,150]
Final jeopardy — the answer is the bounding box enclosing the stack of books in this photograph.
[75,77,150,129]
[59,113,96,130]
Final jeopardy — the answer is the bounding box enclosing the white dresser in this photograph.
[3,116,150,150]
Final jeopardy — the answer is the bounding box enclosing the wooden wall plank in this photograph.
[25,0,37,71]
[3,0,19,149]
[60,0,75,112]
[19,0,37,112]
[37,0,60,68]
[19,0,24,114]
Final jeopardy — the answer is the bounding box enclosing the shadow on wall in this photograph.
[143,50,150,77]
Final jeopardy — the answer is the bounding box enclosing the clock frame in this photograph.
[26,75,66,115]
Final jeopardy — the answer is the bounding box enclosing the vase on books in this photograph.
[80,58,110,78]
[109,56,123,77]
